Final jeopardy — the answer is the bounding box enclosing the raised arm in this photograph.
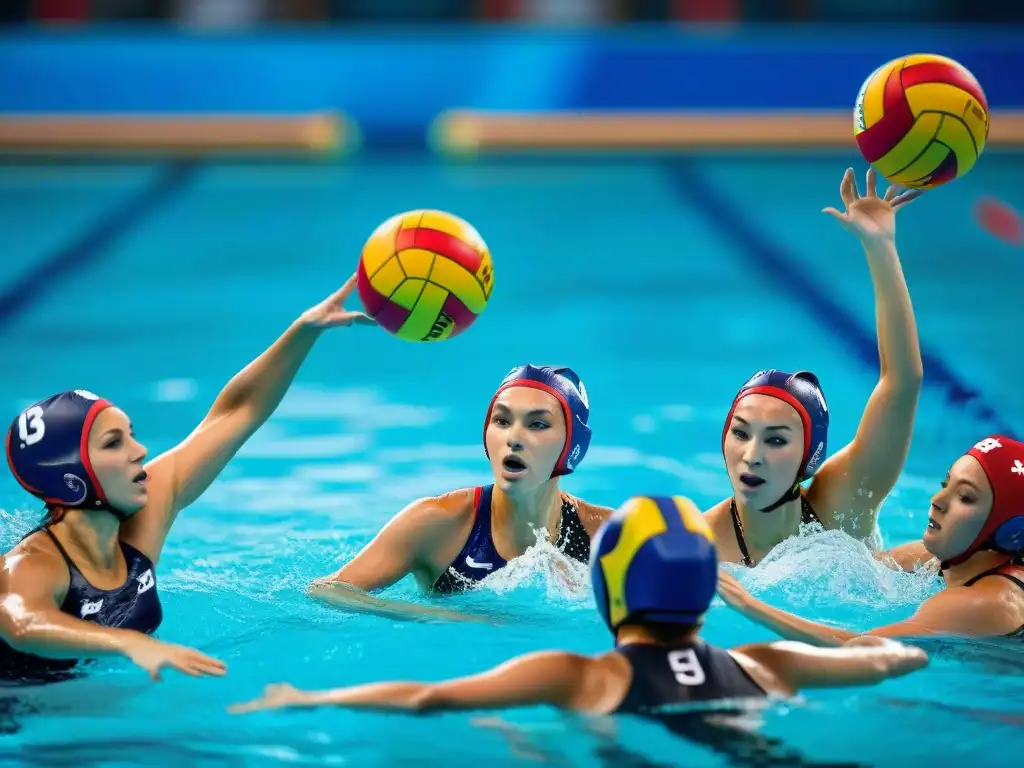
[0,553,224,679]
[230,651,595,715]
[733,636,928,695]
[308,498,489,624]
[810,168,923,539]
[123,276,373,560]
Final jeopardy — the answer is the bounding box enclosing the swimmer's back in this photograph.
[611,640,767,715]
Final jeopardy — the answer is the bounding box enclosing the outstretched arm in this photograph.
[734,636,928,694]
[811,168,923,540]
[718,569,1017,647]
[0,554,139,660]
[307,581,492,624]
[308,498,490,624]
[229,651,592,715]
[0,554,224,679]
[124,276,374,561]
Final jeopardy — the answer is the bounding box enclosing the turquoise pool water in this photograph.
[1,152,1022,765]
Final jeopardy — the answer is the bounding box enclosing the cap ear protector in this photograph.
[722,369,829,511]
[942,436,1024,568]
[6,390,115,513]
[591,495,717,632]
[483,364,592,477]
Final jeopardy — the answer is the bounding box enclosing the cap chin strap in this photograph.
[759,481,802,513]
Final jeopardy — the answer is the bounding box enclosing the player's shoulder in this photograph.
[400,487,480,529]
[1,530,69,594]
[567,495,615,535]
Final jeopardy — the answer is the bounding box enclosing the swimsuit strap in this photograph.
[730,495,818,568]
[729,499,754,568]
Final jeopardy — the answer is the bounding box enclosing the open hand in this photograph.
[126,635,227,681]
[228,683,310,715]
[300,273,378,329]
[716,568,754,610]
[824,168,921,245]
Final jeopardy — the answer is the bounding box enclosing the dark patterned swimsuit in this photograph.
[431,485,591,594]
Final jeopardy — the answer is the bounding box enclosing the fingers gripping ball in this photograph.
[854,54,989,190]
[356,210,494,342]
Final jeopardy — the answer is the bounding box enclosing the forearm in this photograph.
[3,611,133,660]
[734,600,857,648]
[307,582,490,624]
[863,240,923,382]
[211,318,322,424]
[294,682,432,712]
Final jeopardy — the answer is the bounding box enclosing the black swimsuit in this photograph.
[962,559,1024,638]
[611,641,866,767]
[730,496,821,568]
[615,639,766,715]
[431,485,591,594]
[0,527,163,684]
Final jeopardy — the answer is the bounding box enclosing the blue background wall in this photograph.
[1,26,1022,146]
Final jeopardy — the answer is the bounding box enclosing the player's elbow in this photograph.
[307,576,334,593]
[407,685,446,713]
[883,363,923,395]
[908,361,924,385]
[306,575,348,596]
[306,576,378,602]
[896,350,924,384]
[0,610,38,652]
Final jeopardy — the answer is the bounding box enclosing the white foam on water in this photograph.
[736,522,940,616]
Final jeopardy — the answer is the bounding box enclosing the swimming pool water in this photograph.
[1,152,1022,766]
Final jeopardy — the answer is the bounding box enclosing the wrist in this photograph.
[295,313,327,334]
[296,690,327,707]
[735,596,758,615]
[113,628,144,656]
[861,238,897,258]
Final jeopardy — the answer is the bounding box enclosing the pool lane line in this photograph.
[0,160,199,328]
[662,157,1014,437]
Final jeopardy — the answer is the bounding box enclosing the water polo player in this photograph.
[236,495,927,717]
[0,277,373,683]
[309,364,613,621]
[718,435,1024,642]
[706,168,924,566]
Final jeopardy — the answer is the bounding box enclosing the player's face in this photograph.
[485,387,566,494]
[88,408,149,514]
[723,395,805,510]
[923,455,993,561]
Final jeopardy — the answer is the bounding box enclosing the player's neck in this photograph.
[734,495,803,552]
[616,625,700,648]
[48,508,122,571]
[942,550,1014,588]
[493,481,563,552]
